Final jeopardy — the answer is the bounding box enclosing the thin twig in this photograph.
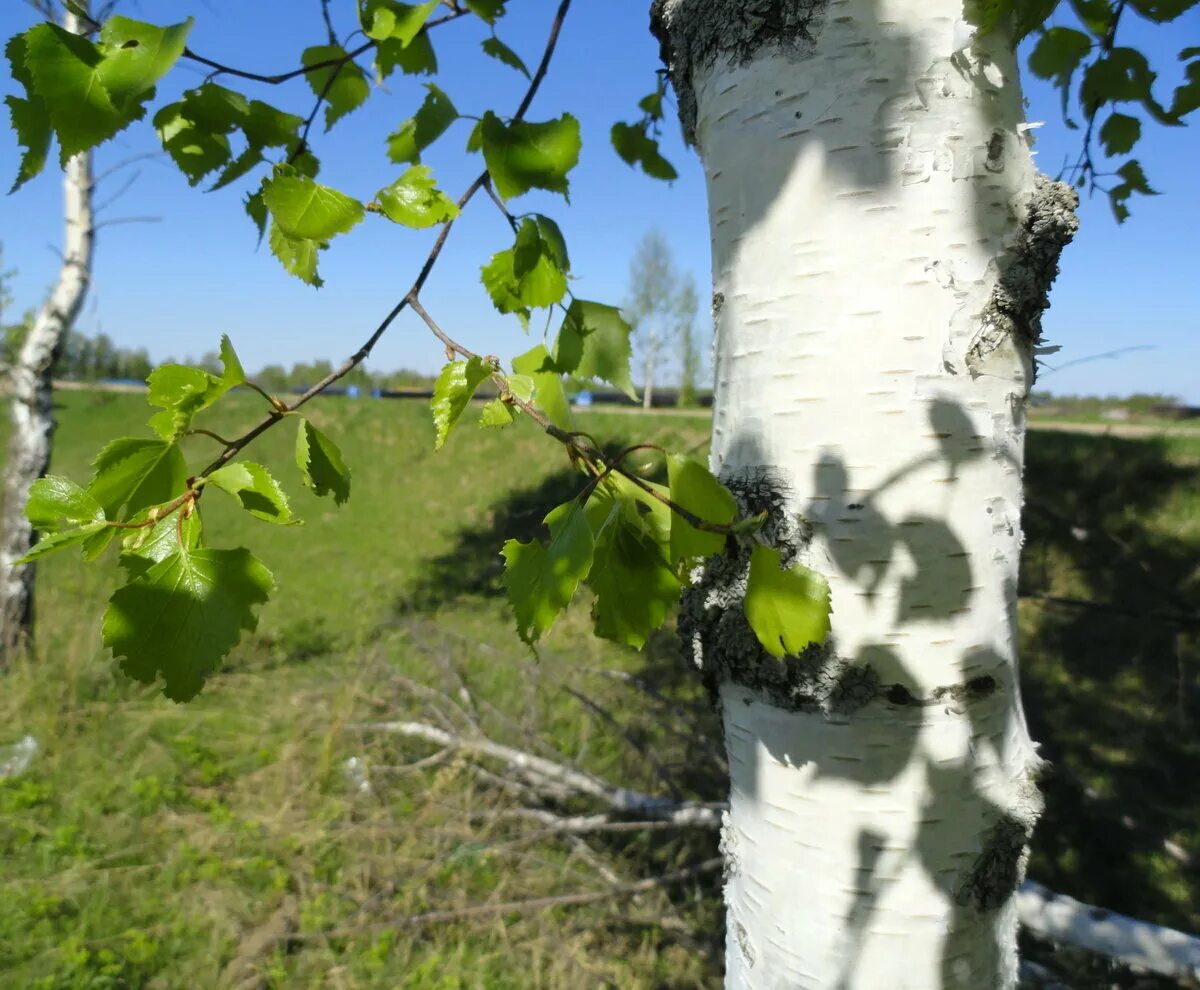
[291,858,723,942]
[178,9,471,86]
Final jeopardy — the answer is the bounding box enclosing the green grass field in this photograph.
[0,390,1196,989]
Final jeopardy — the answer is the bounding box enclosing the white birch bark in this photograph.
[0,8,94,657]
[654,1,1078,987]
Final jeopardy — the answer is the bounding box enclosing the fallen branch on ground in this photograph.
[355,718,1200,978]
[354,719,722,826]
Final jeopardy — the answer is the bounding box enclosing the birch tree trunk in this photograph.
[0,18,94,658]
[643,340,657,409]
[654,1,1078,987]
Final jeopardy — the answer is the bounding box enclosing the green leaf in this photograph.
[551,300,637,400]
[268,221,323,287]
[262,169,364,240]
[1081,48,1173,124]
[96,15,193,116]
[87,438,188,521]
[481,216,570,315]
[219,335,246,386]
[245,189,268,241]
[154,82,287,187]
[375,165,459,227]
[638,89,664,119]
[1010,0,1059,43]
[104,546,273,702]
[214,100,304,191]
[431,356,493,449]
[5,92,51,192]
[1128,0,1194,22]
[962,0,1012,34]
[22,476,112,562]
[479,397,517,428]
[466,0,507,23]
[611,121,678,181]
[386,83,457,163]
[1099,111,1141,155]
[296,419,351,504]
[1171,50,1200,118]
[375,32,437,78]
[143,338,245,437]
[586,499,680,649]
[604,473,672,553]
[205,462,296,525]
[360,0,440,44]
[743,544,831,658]
[145,362,234,440]
[1028,27,1093,88]
[512,344,571,430]
[1108,158,1157,222]
[119,507,203,577]
[478,111,581,200]
[17,521,109,565]
[5,35,51,190]
[25,476,104,533]
[481,37,529,78]
[506,374,535,402]
[301,45,370,131]
[1068,0,1115,34]
[502,498,593,644]
[4,35,44,184]
[666,455,736,563]
[22,23,125,162]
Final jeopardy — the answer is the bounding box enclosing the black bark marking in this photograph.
[959,814,1033,912]
[650,0,828,142]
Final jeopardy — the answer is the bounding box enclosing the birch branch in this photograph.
[1017,881,1200,984]
[353,720,723,826]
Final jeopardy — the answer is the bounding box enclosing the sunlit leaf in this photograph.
[743,544,831,658]
[431,356,492,448]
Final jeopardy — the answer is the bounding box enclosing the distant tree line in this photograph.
[1030,391,1195,420]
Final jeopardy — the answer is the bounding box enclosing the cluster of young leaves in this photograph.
[6,13,193,190]
[972,0,1198,220]
[19,337,352,701]
[3,2,834,701]
[498,452,831,659]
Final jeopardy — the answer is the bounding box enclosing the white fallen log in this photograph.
[1016,880,1200,984]
[354,719,722,826]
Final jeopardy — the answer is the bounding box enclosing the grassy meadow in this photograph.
[0,390,1197,989]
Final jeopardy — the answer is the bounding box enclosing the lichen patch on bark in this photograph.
[679,468,881,713]
[967,175,1079,383]
[649,0,828,142]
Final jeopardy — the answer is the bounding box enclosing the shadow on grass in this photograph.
[1021,431,1200,935]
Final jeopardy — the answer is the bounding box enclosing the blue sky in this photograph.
[1,1,1197,400]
